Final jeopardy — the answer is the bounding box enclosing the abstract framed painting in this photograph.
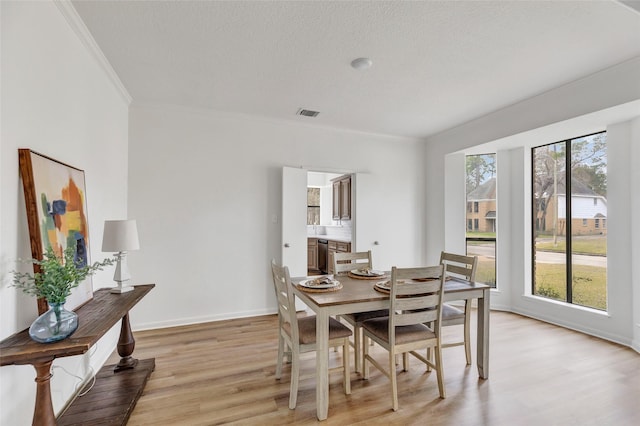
[18,149,94,314]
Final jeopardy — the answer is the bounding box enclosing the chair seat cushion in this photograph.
[361,317,435,345]
[442,303,465,320]
[342,310,389,324]
[284,316,352,345]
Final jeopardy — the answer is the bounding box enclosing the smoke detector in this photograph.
[351,57,373,70]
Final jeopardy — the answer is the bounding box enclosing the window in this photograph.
[466,153,497,287]
[307,187,320,225]
[532,131,607,310]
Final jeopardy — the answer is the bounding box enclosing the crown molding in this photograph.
[54,0,132,105]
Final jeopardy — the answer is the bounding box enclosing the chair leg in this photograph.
[354,324,362,374]
[363,334,370,380]
[434,345,446,399]
[402,352,409,372]
[426,347,432,372]
[343,338,351,394]
[390,350,399,411]
[276,333,284,379]
[289,348,300,409]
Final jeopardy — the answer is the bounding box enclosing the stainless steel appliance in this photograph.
[317,239,328,273]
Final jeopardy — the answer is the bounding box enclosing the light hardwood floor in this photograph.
[111,310,640,425]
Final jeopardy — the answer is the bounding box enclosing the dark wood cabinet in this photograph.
[307,238,318,271]
[332,174,351,220]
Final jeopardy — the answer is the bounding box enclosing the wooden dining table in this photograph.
[291,272,491,421]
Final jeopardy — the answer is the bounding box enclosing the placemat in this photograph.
[296,282,343,293]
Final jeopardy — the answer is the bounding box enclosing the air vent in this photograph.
[297,108,320,118]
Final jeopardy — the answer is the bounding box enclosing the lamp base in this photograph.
[110,284,134,294]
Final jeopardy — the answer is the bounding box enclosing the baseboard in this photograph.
[132,307,277,332]
[512,306,633,348]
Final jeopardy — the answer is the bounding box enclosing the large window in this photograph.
[532,131,607,310]
[466,154,496,287]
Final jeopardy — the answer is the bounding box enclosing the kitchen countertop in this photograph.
[307,235,352,243]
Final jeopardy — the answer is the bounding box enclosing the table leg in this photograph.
[114,313,138,372]
[316,310,329,421]
[32,359,55,426]
[476,289,490,379]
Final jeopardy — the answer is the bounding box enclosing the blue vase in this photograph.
[29,301,78,343]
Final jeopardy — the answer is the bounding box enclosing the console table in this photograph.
[0,284,155,426]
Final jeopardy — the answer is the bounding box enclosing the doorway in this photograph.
[306,171,353,275]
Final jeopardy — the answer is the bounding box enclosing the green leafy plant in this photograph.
[12,244,115,305]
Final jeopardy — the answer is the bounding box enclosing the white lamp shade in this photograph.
[102,220,140,252]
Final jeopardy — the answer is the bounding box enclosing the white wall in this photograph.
[425,57,640,347]
[127,103,425,329]
[0,2,130,424]
[631,116,640,352]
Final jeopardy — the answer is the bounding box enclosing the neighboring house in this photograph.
[534,178,607,236]
[467,178,496,233]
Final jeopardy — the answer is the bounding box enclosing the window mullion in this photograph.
[565,140,573,304]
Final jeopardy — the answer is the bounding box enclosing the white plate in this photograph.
[299,278,340,289]
[350,269,385,277]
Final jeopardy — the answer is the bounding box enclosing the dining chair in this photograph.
[270,260,352,409]
[333,251,388,374]
[439,251,478,365]
[361,265,446,411]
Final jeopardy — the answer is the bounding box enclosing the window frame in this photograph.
[531,130,607,309]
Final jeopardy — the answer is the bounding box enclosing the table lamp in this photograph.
[102,219,140,293]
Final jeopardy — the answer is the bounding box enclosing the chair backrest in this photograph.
[439,251,478,282]
[271,260,299,340]
[388,265,445,344]
[333,251,373,276]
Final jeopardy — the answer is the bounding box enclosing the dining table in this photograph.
[291,271,491,421]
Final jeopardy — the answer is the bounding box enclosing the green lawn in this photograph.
[534,263,607,310]
[475,257,496,286]
[535,236,607,256]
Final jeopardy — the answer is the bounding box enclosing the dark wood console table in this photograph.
[0,284,155,425]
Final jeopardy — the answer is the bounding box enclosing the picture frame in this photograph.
[18,149,94,314]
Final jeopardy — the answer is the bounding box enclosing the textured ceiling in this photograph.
[71,1,640,139]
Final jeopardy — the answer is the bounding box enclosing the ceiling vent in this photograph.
[297,108,320,117]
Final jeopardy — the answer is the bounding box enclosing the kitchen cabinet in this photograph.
[307,238,318,272]
[327,240,351,274]
[332,174,351,220]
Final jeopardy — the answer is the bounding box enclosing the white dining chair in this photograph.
[439,251,478,365]
[361,265,446,411]
[334,251,388,374]
[271,260,352,409]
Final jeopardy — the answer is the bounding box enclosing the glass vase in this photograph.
[29,301,78,343]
